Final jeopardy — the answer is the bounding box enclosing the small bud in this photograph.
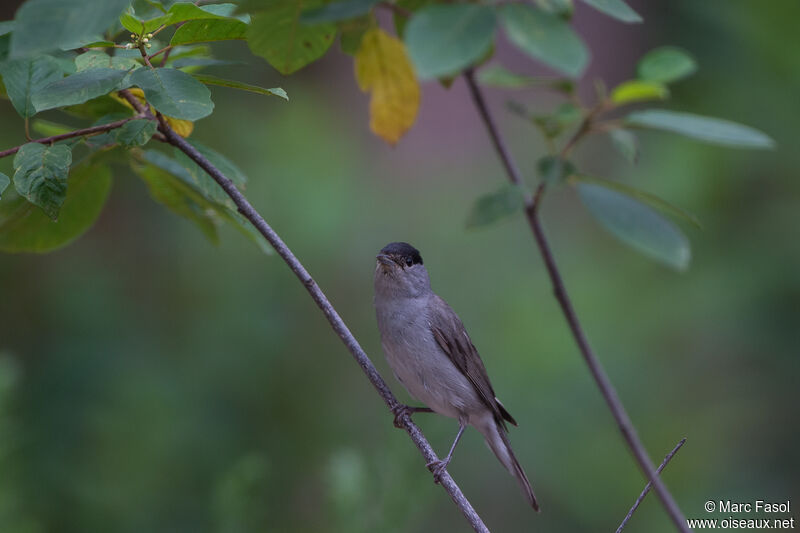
[130,34,136,39]
[147,33,153,38]
[146,43,152,48]
[142,37,149,43]
[125,43,134,49]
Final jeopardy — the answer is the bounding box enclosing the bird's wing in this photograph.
[429,295,517,427]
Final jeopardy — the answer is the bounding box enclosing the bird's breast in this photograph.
[375,296,482,420]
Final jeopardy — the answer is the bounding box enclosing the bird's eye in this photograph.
[405,257,413,267]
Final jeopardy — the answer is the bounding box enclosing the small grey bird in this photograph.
[373,242,539,510]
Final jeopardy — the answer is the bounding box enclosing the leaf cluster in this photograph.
[0,0,286,253]
[0,0,775,271]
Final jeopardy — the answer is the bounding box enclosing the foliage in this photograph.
[0,0,774,269]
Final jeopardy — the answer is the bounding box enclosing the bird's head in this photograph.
[374,242,431,298]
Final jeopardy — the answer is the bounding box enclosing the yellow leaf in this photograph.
[165,116,194,137]
[111,88,194,138]
[355,28,420,145]
[610,80,669,106]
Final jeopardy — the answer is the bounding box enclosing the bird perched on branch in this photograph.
[373,242,539,510]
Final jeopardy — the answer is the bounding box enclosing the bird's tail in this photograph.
[476,414,539,511]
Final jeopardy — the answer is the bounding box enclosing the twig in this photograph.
[160,46,174,67]
[559,100,607,158]
[462,69,690,533]
[617,438,687,533]
[0,116,143,159]
[115,88,492,533]
[148,45,172,62]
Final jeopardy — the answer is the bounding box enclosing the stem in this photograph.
[116,89,492,533]
[617,438,687,533]
[462,69,689,532]
[148,45,172,62]
[0,116,142,159]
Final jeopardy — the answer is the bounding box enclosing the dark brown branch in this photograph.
[463,69,689,532]
[617,438,687,533]
[114,88,491,533]
[0,116,142,159]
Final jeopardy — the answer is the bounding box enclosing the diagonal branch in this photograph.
[617,438,687,533]
[462,69,690,532]
[0,115,143,159]
[116,88,491,533]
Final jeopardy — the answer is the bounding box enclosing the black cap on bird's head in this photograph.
[377,242,423,269]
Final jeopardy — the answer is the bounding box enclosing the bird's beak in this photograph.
[376,253,394,268]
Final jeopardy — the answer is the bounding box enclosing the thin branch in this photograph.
[0,116,143,159]
[148,45,172,62]
[114,88,491,533]
[617,438,687,533]
[463,69,690,533]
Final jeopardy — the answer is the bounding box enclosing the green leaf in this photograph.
[134,162,220,244]
[553,102,581,125]
[573,175,701,228]
[171,18,248,45]
[12,143,73,219]
[627,110,775,149]
[0,56,63,118]
[501,4,588,78]
[145,0,168,13]
[171,58,238,69]
[0,161,112,253]
[119,13,146,35]
[478,63,573,91]
[75,50,142,72]
[32,68,132,112]
[31,119,73,138]
[0,21,14,37]
[61,94,131,120]
[140,150,269,253]
[123,2,246,35]
[190,74,287,100]
[185,143,248,188]
[301,0,381,23]
[465,184,525,229]
[579,0,641,23]
[393,0,429,38]
[537,156,575,185]
[171,142,248,206]
[610,80,668,105]
[83,40,117,49]
[144,144,244,210]
[405,4,496,80]
[10,0,131,57]
[637,47,697,83]
[577,182,690,270]
[609,128,639,164]
[247,0,336,75]
[130,67,214,120]
[338,16,371,55]
[114,119,157,146]
[165,2,247,23]
[534,0,574,16]
[0,173,9,200]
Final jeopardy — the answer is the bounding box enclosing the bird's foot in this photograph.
[391,404,414,428]
[391,404,432,429]
[426,459,450,484]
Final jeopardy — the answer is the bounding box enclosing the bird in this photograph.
[373,241,539,510]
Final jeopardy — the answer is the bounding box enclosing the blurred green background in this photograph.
[1,1,798,532]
